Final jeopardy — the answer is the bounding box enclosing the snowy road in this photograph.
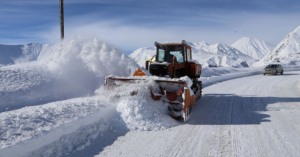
[95,71,300,157]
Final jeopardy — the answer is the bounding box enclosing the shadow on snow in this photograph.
[188,94,300,125]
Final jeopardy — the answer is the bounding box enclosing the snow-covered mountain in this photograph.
[231,37,274,60]
[255,26,300,66]
[130,41,257,68]
[0,43,52,66]
[129,47,156,68]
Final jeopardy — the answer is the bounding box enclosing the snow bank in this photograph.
[0,97,109,149]
[0,97,125,157]
[201,66,262,77]
[0,37,140,110]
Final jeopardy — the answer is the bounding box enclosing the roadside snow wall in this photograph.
[0,37,140,110]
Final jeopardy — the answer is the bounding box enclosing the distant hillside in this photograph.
[231,37,274,60]
[0,43,51,66]
[254,26,300,66]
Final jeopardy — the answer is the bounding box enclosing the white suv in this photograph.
[263,64,283,75]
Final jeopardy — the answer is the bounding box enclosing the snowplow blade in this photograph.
[105,75,202,122]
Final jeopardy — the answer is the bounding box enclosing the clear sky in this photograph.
[1,0,300,54]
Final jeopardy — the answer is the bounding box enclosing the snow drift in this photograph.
[0,37,139,111]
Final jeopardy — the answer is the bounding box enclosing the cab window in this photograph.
[158,49,165,62]
[170,51,184,63]
[187,48,191,62]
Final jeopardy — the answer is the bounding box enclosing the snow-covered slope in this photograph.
[0,43,52,66]
[192,42,257,67]
[231,37,274,60]
[129,47,156,68]
[130,41,257,68]
[255,26,300,66]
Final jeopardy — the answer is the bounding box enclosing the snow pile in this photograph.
[116,97,178,131]
[231,37,274,60]
[129,41,257,68]
[43,37,139,78]
[0,97,124,157]
[96,80,179,131]
[255,26,300,66]
[0,37,140,110]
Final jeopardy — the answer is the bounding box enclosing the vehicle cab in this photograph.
[145,40,201,81]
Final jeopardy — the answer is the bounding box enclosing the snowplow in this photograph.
[105,40,202,122]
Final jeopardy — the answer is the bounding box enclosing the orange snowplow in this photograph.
[105,40,202,121]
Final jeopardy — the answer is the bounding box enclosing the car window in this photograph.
[267,65,275,68]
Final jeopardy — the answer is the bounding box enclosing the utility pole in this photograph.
[60,0,64,40]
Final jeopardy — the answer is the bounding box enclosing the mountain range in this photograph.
[130,41,258,68]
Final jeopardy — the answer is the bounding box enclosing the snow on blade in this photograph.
[96,80,179,131]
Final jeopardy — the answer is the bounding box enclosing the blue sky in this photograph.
[1,0,300,54]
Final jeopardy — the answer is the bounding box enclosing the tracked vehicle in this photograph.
[105,40,202,121]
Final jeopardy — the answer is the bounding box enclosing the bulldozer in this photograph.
[105,40,202,122]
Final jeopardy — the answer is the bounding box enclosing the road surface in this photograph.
[95,71,300,157]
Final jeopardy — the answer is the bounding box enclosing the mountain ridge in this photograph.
[231,37,274,60]
[255,26,300,66]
